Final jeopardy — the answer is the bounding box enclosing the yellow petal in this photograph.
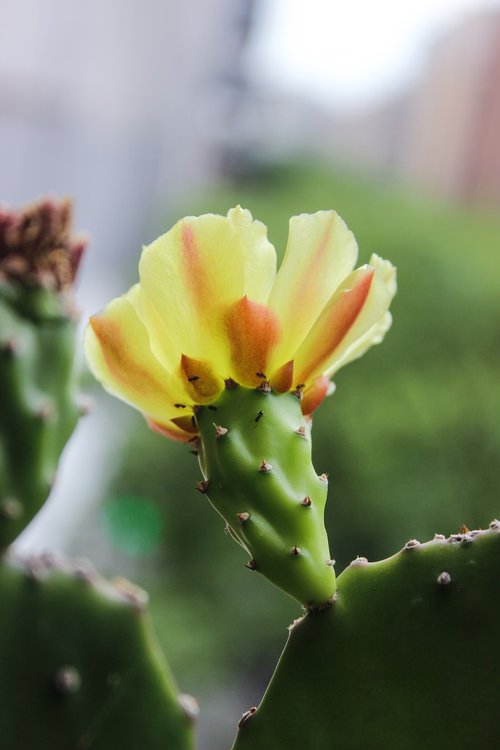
[180,354,224,403]
[227,206,277,304]
[294,256,396,384]
[135,208,276,375]
[223,295,281,386]
[146,416,196,443]
[301,375,332,416]
[327,312,393,376]
[84,285,188,425]
[324,255,396,376]
[268,211,358,369]
[269,359,294,393]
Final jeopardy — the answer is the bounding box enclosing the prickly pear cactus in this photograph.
[0,553,195,749]
[196,383,335,609]
[232,525,500,750]
[0,198,86,548]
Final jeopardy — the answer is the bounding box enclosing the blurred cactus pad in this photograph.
[0,198,86,547]
[0,554,195,749]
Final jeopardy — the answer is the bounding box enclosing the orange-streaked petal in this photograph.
[84,287,186,425]
[323,255,396,377]
[180,354,224,403]
[327,312,393,376]
[294,267,375,384]
[224,295,281,386]
[268,211,358,369]
[136,208,276,375]
[295,255,396,384]
[269,360,294,393]
[301,375,333,416]
[146,417,195,443]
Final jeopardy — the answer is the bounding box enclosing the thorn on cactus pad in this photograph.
[290,546,302,557]
[449,533,467,543]
[224,377,239,390]
[257,380,271,393]
[54,665,81,696]
[196,480,209,493]
[404,539,421,550]
[237,512,250,523]
[489,519,500,530]
[0,497,23,520]
[178,693,199,722]
[319,473,329,483]
[0,338,18,356]
[306,593,336,613]
[112,577,148,611]
[434,533,446,541]
[254,410,264,422]
[258,459,272,473]
[238,706,257,728]
[39,551,64,569]
[291,383,305,399]
[24,556,45,582]
[37,401,55,421]
[77,395,93,416]
[325,558,336,567]
[245,559,257,570]
[350,556,368,566]
[295,425,307,437]
[300,496,312,507]
[72,558,96,584]
[213,423,228,438]
[437,571,452,586]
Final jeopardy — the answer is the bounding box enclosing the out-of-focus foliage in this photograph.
[103,159,500,712]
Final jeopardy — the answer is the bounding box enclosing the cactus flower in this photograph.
[85,207,396,441]
[85,207,396,607]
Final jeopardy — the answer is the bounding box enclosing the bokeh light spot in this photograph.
[103,495,163,556]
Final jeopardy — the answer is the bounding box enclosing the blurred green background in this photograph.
[93,159,500,741]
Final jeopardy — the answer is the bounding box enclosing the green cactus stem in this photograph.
[0,198,86,549]
[196,382,335,609]
[232,524,500,750]
[0,553,195,749]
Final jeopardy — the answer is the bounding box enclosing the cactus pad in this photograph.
[0,286,81,548]
[196,383,335,608]
[0,198,86,548]
[233,525,500,749]
[0,553,195,749]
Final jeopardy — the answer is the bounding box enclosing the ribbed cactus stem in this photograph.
[196,383,335,608]
[0,197,86,549]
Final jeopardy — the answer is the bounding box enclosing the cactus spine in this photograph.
[196,382,335,608]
